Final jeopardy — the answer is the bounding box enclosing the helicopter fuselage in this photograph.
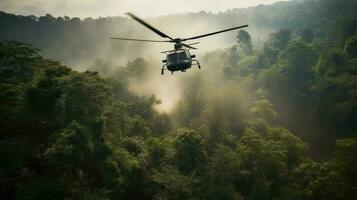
[161,49,200,74]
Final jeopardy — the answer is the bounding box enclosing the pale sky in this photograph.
[0,0,287,18]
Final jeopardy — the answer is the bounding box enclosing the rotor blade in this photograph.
[126,12,174,40]
[111,37,171,43]
[186,42,200,46]
[182,43,198,50]
[182,25,248,42]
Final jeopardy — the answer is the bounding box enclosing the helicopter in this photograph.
[111,13,248,75]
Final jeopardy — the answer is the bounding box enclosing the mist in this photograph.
[14,8,279,113]
[75,9,281,114]
[0,0,288,18]
[2,0,357,199]
[1,0,351,158]
[0,0,303,127]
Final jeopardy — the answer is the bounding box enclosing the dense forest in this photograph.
[1,0,356,67]
[1,0,357,199]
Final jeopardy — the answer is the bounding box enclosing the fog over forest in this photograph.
[0,0,313,112]
[1,0,357,199]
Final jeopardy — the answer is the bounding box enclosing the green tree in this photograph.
[293,138,357,200]
[174,129,206,175]
[151,166,194,200]
[344,35,357,58]
[269,29,291,50]
[206,145,242,200]
[299,29,314,43]
[237,30,253,55]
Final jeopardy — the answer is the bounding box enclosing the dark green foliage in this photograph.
[1,0,357,199]
[237,30,253,55]
[151,166,194,200]
[0,41,161,199]
[235,120,309,199]
[279,40,318,85]
[344,35,357,58]
[293,138,357,200]
[298,29,314,43]
[17,176,64,200]
[174,130,206,175]
[205,145,241,200]
[268,29,291,50]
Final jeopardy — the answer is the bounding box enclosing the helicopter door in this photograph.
[177,51,190,61]
[166,53,177,68]
[177,50,192,69]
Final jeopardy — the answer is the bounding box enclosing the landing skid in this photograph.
[161,60,201,75]
[161,64,166,75]
[192,59,201,69]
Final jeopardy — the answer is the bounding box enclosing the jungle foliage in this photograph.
[1,0,357,199]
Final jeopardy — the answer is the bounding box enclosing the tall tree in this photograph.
[237,30,253,55]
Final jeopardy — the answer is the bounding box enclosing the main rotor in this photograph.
[111,12,248,50]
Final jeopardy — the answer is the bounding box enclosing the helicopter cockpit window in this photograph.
[167,53,176,63]
[177,51,189,60]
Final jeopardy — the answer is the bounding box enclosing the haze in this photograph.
[1,0,287,18]
[0,0,290,113]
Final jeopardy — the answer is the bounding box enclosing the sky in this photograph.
[0,0,286,18]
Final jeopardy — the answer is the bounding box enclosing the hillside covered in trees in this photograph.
[1,0,357,199]
[1,0,356,67]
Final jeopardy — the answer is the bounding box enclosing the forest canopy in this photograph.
[1,0,357,199]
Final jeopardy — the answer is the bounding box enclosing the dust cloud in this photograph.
[29,11,277,113]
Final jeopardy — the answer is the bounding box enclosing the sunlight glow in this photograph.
[1,0,288,18]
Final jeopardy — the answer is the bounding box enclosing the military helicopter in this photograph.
[111,13,248,75]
